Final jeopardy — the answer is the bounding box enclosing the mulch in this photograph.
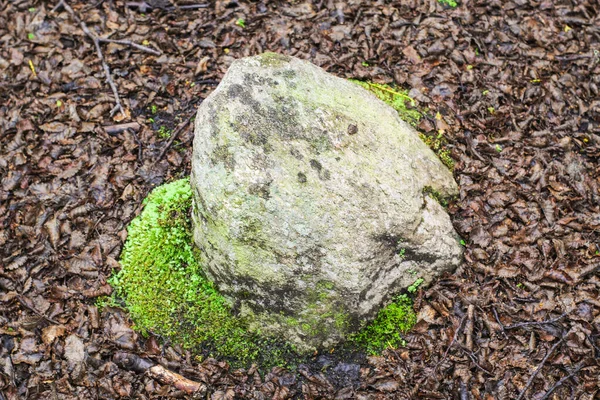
[1,0,599,398]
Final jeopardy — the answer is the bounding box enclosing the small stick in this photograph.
[126,2,209,12]
[131,128,144,162]
[465,304,474,351]
[505,312,568,330]
[434,314,467,373]
[98,38,160,55]
[155,113,195,161]
[516,338,564,400]
[166,4,210,11]
[104,122,141,135]
[492,307,508,339]
[459,380,469,400]
[54,0,161,117]
[55,0,124,117]
[457,343,493,376]
[114,352,207,395]
[538,363,584,400]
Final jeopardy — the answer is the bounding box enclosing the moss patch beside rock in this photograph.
[109,179,289,366]
[348,293,417,355]
[109,178,419,366]
[350,79,456,170]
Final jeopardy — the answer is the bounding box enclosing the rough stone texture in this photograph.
[191,52,463,352]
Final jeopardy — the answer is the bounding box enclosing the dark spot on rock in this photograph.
[244,73,278,88]
[290,148,304,160]
[309,159,322,172]
[347,124,358,135]
[248,181,272,200]
[238,216,268,245]
[240,127,270,148]
[297,172,307,183]
[310,159,331,180]
[281,70,296,80]
[228,83,262,110]
[228,83,245,99]
[210,145,235,171]
[277,70,297,88]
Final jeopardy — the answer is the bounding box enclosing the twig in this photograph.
[434,314,467,373]
[155,113,195,161]
[465,304,474,351]
[505,312,568,330]
[98,38,160,55]
[104,122,141,135]
[54,0,161,117]
[167,4,210,10]
[492,307,508,339]
[126,2,209,12]
[459,380,469,400]
[516,338,564,400]
[457,343,493,376]
[131,128,144,162]
[538,363,584,400]
[114,352,207,395]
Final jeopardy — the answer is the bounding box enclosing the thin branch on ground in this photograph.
[539,363,585,400]
[53,0,161,117]
[492,307,508,339]
[155,113,195,161]
[114,352,207,396]
[167,4,210,10]
[516,338,564,400]
[98,37,161,55]
[104,122,141,135]
[126,2,209,12]
[433,314,467,373]
[505,312,568,330]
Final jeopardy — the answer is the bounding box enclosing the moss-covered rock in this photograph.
[110,178,420,365]
[191,53,462,352]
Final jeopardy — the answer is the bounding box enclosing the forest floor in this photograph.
[1,0,599,399]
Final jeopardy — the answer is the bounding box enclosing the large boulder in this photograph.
[191,53,462,352]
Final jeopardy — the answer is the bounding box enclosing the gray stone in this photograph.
[190,52,462,352]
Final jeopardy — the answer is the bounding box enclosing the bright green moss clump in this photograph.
[351,79,455,170]
[350,294,417,355]
[350,80,422,126]
[109,178,275,365]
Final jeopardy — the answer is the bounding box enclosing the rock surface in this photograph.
[191,52,462,351]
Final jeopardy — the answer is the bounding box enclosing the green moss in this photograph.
[109,178,293,367]
[350,79,455,170]
[418,131,455,170]
[349,294,417,355]
[95,295,118,313]
[438,0,458,7]
[407,278,424,293]
[422,186,453,208]
[350,80,421,126]
[157,125,172,138]
[296,280,350,340]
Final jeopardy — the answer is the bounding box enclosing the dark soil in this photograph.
[1,0,599,399]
